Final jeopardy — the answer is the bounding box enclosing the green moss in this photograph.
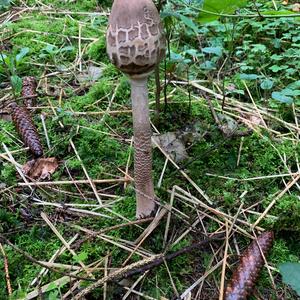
[1,0,300,298]
[87,36,107,62]
[272,195,300,232]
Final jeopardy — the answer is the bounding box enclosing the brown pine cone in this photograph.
[225,231,274,300]
[10,102,43,157]
[22,76,37,108]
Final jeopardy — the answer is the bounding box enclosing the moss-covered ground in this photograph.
[0,0,300,299]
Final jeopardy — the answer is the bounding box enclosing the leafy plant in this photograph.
[198,0,248,23]
[39,43,74,64]
[1,0,300,299]
[272,81,300,104]
[0,47,29,93]
[279,263,300,296]
[0,0,10,10]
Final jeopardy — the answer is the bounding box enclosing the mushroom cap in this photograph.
[106,0,166,77]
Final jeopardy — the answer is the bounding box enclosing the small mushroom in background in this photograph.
[106,0,166,218]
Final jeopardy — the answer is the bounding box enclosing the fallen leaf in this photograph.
[152,121,207,162]
[22,159,36,175]
[153,132,188,162]
[249,115,263,126]
[226,83,237,92]
[180,120,206,144]
[77,65,103,83]
[241,112,264,126]
[217,113,239,132]
[22,157,59,180]
[292,3,300,11]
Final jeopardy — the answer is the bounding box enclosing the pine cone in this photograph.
[10,103,43,157]
[22,76,37,108]
[225,231,274,300]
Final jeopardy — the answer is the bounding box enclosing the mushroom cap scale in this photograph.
[106,0,165,77]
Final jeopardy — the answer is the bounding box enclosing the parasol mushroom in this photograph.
[106,0,165,218]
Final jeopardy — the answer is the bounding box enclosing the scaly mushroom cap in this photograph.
[106,0,165,77]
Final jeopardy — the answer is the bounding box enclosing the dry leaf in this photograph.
[282,0,288,5]
[249,115,263,126]
[292,3,300,11]
[22,159,36,175]
[217,113,239,132]
[22,157,59,180]
[240,112,264,127]
[77,65,103,83]
[153,132,188,162]
[152,121,206,162]
[226,83,237,92]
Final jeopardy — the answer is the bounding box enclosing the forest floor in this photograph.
[0,0,300,299]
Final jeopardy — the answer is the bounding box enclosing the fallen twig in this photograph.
[0,234,95,282]
[0,242,12,296]
[73,233,225,299]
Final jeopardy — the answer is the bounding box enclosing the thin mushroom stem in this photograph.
[130,76,155,218]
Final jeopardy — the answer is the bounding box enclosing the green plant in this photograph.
[1,0,300,298]
[279,263,300,296]
[0,47,29,93]
[0,0,11,10]
[39,43,75,65]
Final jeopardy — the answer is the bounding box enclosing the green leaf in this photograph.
[178,14,198,32]
[200,60,215,70]
[270,54,283,61]
[272,38,281,49]
[239,73,260,80]
[0,0,10,9]
[270,65,285,72]
[185,49,199,57]
[279,262,300,296]
[287,80,300,90]
[60,46,75,52]
[73,251,88,263]
[10,75,22,94]
[15,47,29,63]
[232,89,244,95]
[46,282,58,292]
[0,53,7,62]
[202,46,223,56]
[198,0,247,23]
[170,51,184,62]
[240,65,254,71]
[43,44,57,54]
[161,11,198,33]
[48,290,59,300]
[286,68,297,75]
[271,92,293,104]
[281,88,300,96]
[260,79,274,90]
[251,44,267,53]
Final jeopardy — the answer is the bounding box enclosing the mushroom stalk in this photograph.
[106,0,165,218]
[130,77,155,218]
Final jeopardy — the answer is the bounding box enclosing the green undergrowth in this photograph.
[1,0,300,299]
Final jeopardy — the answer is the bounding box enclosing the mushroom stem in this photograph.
[130,77,156,218]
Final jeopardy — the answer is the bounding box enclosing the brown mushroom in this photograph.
[106,0,165,218]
